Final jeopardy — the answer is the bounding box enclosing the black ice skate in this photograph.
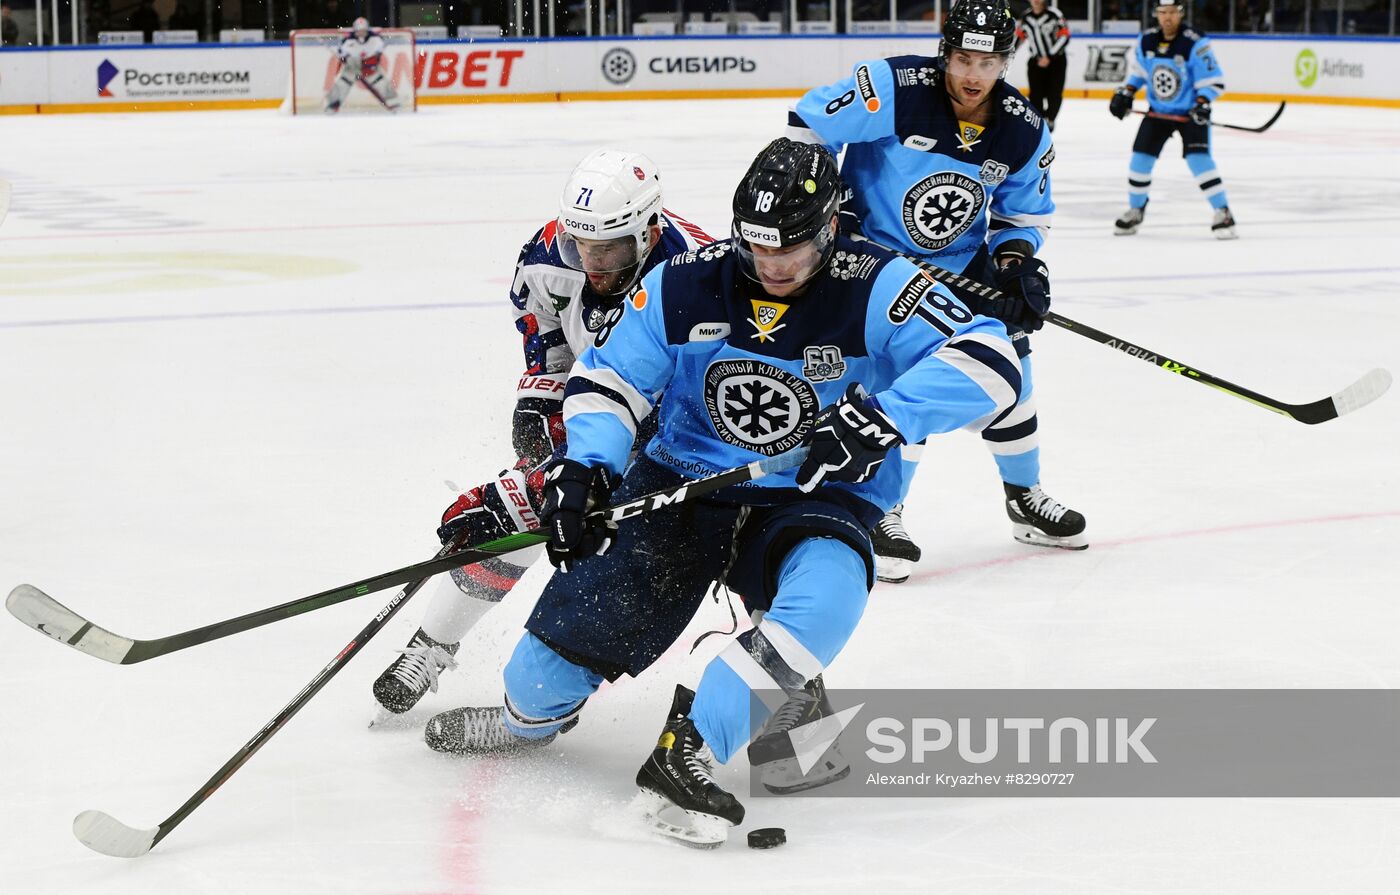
[424,704,577,755]
[1211,206,1238,240]
[747,675,851,794]
[634,685,745,849]
[872,503,922,584]
[1005,483,1088,550]
[372,628,459,716]
[1114,203,1146,235]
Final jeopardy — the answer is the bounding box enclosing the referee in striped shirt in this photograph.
[1016,0,1070,131]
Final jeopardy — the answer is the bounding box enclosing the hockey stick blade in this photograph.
[73,810,159,858]
[1294,367,1392,425]
[6,585,135,663]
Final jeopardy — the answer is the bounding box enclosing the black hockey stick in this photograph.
[62,446,810,858]
[1132,101,1286,133]
[856,235,1391,425]
[9,449,809,666]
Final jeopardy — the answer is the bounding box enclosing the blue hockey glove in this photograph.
[796,384,905,493]
[1109,86,1134,120]
[989,255,1052,332]
[1189,98,1212,126]
[539,458,617,572]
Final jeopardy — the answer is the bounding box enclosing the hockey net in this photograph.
[288,28,418,115]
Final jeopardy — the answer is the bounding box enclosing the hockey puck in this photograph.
[747,827,786,849]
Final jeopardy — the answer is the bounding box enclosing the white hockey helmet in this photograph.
[556,149,664,295]
[352,16,370,37]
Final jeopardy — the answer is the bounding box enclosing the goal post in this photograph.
[288,28,418,115]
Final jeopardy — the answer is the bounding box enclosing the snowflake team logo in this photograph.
[704,359,817,456]
[895,66,939,88]
[601,48,637,85]
[697,241,731,263]
[1151,66,1181,101]
[901,172,986,252]
[1002,96,1027,117]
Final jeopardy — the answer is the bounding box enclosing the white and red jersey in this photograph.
[336,32,389,76]
[509,209,712,378]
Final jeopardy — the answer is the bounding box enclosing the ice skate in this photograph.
[634,685,744,849]
[1211,206,1238,240]
[424,704,576,754]
[747,675,850,794]
[1005,483,1088,549]
[371,628,458,717]
[872,503,922,584]
[1114,204,1146,235]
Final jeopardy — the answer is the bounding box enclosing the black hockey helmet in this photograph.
[940,0,1017,57]
[731,139,841,291]
[1155,0,1186,7]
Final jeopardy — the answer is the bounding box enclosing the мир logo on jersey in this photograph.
[902,172,985,252]
[704,359,816,456]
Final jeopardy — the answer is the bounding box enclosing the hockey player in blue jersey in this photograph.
[787,0,1086,583]
[1109,0,1236,239]
[370,149,710,717]
[420,139,1022,847]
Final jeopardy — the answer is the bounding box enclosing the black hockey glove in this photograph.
[1189,97,1212,126]
[539,458,617,572]
[1109,86,1135,120]
[988,255,1052,332]
[796,383,905,493]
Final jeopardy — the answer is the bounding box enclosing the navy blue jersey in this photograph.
[789,56,1055,274]
[509,210,712,376]
[1125,28,1225,115]
[560,236,1022,516]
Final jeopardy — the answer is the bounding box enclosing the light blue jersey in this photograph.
[1125,27,1225,116]
[558,235,1022,516]
[788,56,1055,275]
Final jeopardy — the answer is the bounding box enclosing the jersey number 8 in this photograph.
[825,90,856,116]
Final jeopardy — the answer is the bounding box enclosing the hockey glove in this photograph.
[539,458,617,572]
[1109,86,1135,120]
[1189,97,1212,126]
[989,255,1052,332]
[437,459,547,546]
[512,373,568,467]
[796,383,905,493]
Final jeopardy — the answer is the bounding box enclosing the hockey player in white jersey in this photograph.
[325,18,403,114]
[787,0,1087,583]
[370,150,710,718]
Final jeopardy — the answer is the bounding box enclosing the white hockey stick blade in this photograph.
[73,810,159,858]
[6,585,135,664]
[0,178,11,228]
[1332,368,1392,418]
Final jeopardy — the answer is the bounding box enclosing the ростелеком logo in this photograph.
[97,59,120,97]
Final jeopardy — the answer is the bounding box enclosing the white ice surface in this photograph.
[2,99,1399,894]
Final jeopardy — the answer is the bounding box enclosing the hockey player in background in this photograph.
[422,139,1021,847]
[787,0,1087,583]
[1108,0,1236,238]
[370,150,710,718]
[325,17,403,114]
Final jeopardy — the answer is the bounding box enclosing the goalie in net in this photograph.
[290,18,415,115]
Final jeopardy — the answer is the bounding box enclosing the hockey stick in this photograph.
[9,449,808,667]
[1132,101,1286,134]
[0,178,12,229]
[856,235,1391,425]
[62,446,809,858]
